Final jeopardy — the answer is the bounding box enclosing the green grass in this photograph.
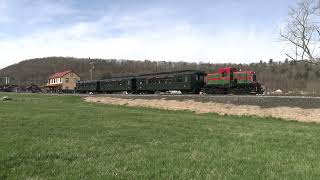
[1,93,320,179]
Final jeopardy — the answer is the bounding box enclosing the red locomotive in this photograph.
[202,67,264,94]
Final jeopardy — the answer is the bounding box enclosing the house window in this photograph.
[74,78,77,83]
[65,78,69,83]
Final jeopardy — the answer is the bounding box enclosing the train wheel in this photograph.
[223,88,228,95]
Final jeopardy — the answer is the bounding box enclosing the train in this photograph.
[76,67,264,95]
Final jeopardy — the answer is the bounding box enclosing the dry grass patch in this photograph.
[86,97,320,123]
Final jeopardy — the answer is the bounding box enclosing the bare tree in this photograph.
[281,0,320,64]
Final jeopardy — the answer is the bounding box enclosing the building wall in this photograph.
[47,72,80,90]
[61,73,80,90]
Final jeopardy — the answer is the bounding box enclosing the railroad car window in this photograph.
[128,80,131,85]
[199,75,204,81]
[185,76,188,82]
[177,76,183,82]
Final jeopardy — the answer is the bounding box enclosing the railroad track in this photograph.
[91,93,320,99]
[2,92,319,109]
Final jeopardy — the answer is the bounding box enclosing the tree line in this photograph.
[0,57,319,94]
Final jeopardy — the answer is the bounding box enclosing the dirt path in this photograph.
[85,97,320,123]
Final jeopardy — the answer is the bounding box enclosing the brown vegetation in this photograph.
[85,96,320,123]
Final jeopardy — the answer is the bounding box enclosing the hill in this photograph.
[0,57,319,94]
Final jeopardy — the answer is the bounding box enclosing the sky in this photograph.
[0,0,298,69]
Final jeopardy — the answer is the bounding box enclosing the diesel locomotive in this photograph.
[76,67,264,95]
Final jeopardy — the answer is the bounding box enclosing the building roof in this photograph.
[48,70,73,79]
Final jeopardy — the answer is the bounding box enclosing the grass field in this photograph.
[1,93,320,179]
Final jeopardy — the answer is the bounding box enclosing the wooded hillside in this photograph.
[0,57,319,94]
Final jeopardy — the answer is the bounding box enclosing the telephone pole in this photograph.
[5,77,9,85]
[0,77,9,85]
[89,58,95,81]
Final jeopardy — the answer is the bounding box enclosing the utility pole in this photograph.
[89,58,95,81]
[0,76,10,86]
[4,77,9,85]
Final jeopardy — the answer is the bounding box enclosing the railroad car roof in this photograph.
[100,76,136,81]
[77,80,99,83]
[78,70,206,82]
[136,70,206,77]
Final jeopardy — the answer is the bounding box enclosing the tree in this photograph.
[281,0,320,64]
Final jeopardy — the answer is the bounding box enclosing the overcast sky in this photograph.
[0,0,297,68]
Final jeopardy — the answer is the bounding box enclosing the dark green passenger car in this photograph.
[76,80,100,93]
[99,77,136,93]
[136,70,206,94]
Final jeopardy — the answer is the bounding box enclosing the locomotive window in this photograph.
[222,71,226,77]
[185,76,188,82]
[177,76,183,82]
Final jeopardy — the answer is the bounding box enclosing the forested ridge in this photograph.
[0,57,319,94]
